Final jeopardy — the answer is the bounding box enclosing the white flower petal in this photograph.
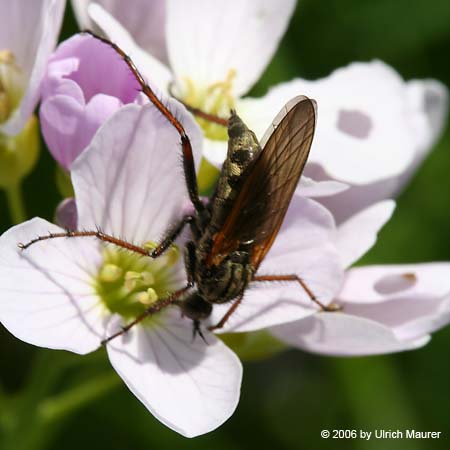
[106,309,242,437]
[339,263,450,304]
[202,137,228,169]
[405,79,448,159]
[0,218,106,354]
[72,0,168,63]
[167,0,296,96]
[211,197,344,332]
[341,295,450,342]
[72,100,203,243]
[271,313,430,356]
[335,200,395,268]
[297,177,349,198]
[1,0,65,135]
[87,3,172,90]
[240,61,444,185]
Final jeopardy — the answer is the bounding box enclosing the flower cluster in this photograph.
[0,0,448,439]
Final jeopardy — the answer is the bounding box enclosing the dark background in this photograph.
[1,1,449,449]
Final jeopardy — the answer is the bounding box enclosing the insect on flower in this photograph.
[19,32,336,343]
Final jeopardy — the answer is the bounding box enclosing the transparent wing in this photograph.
[208,96,317,269]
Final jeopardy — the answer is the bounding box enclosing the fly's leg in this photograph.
[168,81,229,127]
[101,284,192,345]
[150,215,199,258]
[82,31,204,213]
[18,229,152,256]
[253,274,340,311]
[207,295,243,332]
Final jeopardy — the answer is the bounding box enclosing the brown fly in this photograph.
[20,32,334,343]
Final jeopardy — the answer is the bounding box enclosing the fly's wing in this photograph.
[208,96,317,269]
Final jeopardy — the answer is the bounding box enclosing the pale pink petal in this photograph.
[271,313,430,356]
[339,263,450,303]
[210,197,344,332]
[406,79,448,159]
[297,177,349,198]
[340,295,450,342]
[106,309,242,437]
[335,200,395,268]
[307,164,401,223]
[87,3,172,90]
[55,197,78,229]
[72,100,203,243]
[40,93,123,169]
[0,0,65,135]
[72,0,168,64]
[167,0,296,96]
[239,61,444,186]
[42,33,141,105]
[0,218,106,354]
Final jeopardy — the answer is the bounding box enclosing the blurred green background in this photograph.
[1,1,450,449]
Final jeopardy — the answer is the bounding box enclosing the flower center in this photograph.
[94,242,181,319]
[177,69,237,141]
[0,50,25,124]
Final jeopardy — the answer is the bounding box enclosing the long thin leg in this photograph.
[207,295,243,332]
[18,229,151,256]
[102,283,192,345]
[82,30,204,213]
[253,274,340,311]
[150,215,195,257]
[168,81,228,127]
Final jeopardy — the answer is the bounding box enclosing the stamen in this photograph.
[99,264,123,282]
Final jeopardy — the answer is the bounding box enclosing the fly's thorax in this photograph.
[208,111,261,230]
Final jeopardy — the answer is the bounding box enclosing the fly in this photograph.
[19,32,336,343]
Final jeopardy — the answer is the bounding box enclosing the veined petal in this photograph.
[335,200,395,268]
[40,93,123,169]
[87,3,172,90]
[271,313,430,356]
[106,309,242,437]
[0,218,106,354]
[72,100,203,243]
[72,0,168,63]
[0,0,66,135]
[339,263,450,304]
[210,197,344,332]
[167,0,296,96]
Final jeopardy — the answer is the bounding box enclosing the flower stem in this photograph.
[5,182,26,224]
[38,372,120,423]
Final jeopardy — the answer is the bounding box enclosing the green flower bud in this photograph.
[0,115,40,188]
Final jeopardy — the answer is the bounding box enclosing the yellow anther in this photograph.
[0,49,25,123]
[99,264,123,282]
[146,288,158,303]
[143,240,158,251]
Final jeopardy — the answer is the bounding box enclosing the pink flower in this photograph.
[0,90,345,435]
[39,33,141,169]
[271,202,450,355]
[0,0,65,135]
[71,0,168,64]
